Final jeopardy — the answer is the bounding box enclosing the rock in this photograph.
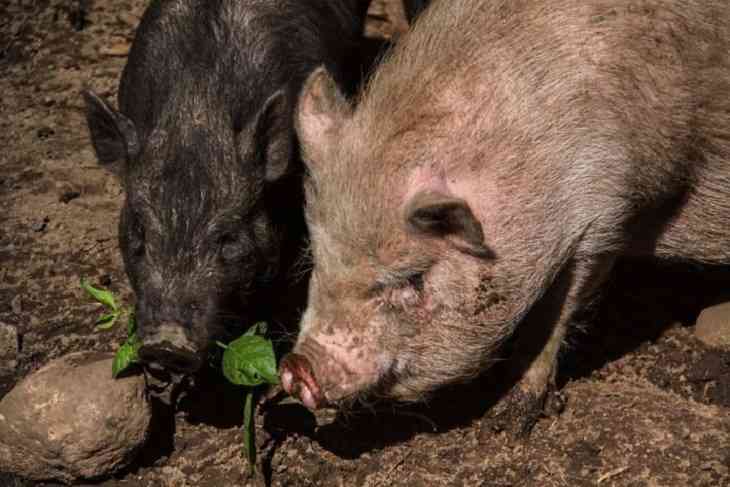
[695,301,730,349]
[0,352,151,484]
[0,323,18,379]
[30,217,49,233]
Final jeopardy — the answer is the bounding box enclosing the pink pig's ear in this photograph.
[295,66,351,170]
[405,191,493,258]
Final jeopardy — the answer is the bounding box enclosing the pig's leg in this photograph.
[485,256,614,436]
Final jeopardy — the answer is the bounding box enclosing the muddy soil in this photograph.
[1,1,729,486]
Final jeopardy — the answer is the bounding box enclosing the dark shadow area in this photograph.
[176,366,246,428]
[0,472,37,487]
[0,375,15,402]
[561,258,730,385]
[260,402,318,485]
[262,356,520,460]
[263,402,317,438]
[130,397,177,468]
[349,36,393,92]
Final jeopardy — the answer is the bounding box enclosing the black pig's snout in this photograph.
[280,353,324,410]
[138,322,203,374]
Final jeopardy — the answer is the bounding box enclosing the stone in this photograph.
[695,301,730,349]
[0,352,151,484]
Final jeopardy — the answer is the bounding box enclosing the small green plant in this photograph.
[80,279,278,473]
[80,279,141,378]
[218,321,279,474]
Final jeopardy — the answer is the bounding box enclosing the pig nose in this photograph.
[279,353,324,410]
[138,323,203,374]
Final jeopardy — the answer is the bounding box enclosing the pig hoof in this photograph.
[279,353,324,410]
[480,386,545,441]
[480,384,566,442]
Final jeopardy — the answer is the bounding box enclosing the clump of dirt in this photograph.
[1,2,729,487]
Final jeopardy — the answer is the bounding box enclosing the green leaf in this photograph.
[112,334,141,378]
[80,279,118,312]
[243,391,256,474]
[244,321,268,336]
[221,335,278,386]
[94,311,119,331]
[126,309,137,336]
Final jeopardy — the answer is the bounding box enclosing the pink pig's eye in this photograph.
[383,271,425,309]
[397,286,420,307]
[406,272,424,293]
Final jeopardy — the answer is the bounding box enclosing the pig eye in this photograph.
[219,234,244,261]
[407,272,425,293]
[128,215,145,257]
[396,286,420,308]
[383,272,425,309]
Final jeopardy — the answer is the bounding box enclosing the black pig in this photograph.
[83,0,369,374]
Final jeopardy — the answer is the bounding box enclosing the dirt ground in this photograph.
[1,1,729,486]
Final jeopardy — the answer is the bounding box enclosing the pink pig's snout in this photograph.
[280,353,325,410]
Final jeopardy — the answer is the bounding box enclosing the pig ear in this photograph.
[295,66,351,168]
[82,89,139,170]
[405,191,493,258]
[254,89,293,183]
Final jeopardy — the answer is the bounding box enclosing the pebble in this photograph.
[99,41,130,57]
[695,301,730,349]
[30,217,49,233]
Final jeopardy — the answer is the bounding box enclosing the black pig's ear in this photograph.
[405,191,493,258]
[82,90,139,169]
[253,89,292,183]
[295,66,351,169]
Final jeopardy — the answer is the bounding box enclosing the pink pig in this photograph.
[281,0,730,428]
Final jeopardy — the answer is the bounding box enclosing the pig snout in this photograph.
[138,323,203,374]
[280,333,393,408]
[280,353,324,410]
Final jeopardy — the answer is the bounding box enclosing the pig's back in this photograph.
[119,0,365,128]
[357,0,730,191]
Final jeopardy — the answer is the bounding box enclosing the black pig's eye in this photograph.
[219,234,243,261]
[129,214,145,257]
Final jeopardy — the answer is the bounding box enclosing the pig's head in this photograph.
[82,88,295,374]
[280,67,556,409]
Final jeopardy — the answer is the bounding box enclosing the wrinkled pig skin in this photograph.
[282,0,730,424]
[82,0,370,374]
